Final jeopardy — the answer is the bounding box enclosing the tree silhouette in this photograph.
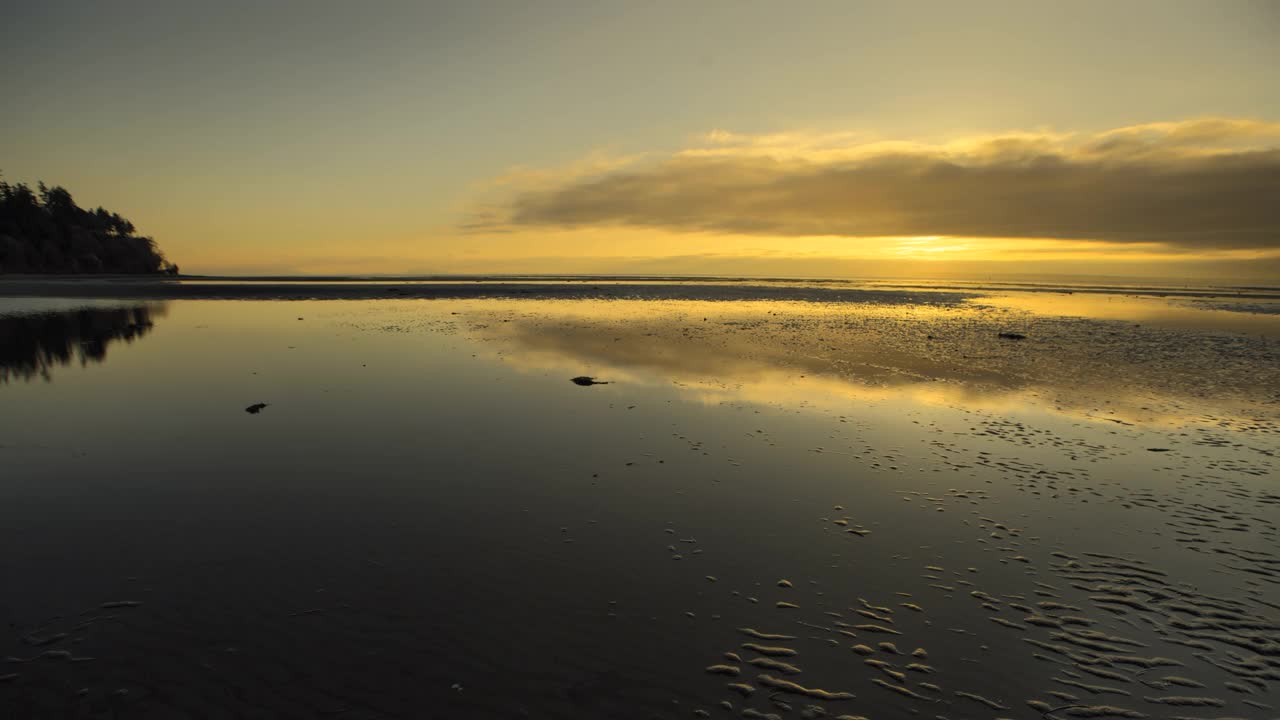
[0,304,165,382]
[0,173,178,275]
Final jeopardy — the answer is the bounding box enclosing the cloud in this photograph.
[469,119,1280,251]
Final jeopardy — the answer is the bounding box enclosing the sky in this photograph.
[1,0,1278,281]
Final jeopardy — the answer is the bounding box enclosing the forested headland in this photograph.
[0,176,177,275]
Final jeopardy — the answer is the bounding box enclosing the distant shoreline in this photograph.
[0,275,1277,303]
[0,277,975,304]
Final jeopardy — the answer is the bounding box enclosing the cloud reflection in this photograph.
[463,297,1278,430]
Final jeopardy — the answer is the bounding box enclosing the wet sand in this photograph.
[0,282,1277,719]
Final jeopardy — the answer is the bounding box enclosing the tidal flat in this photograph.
[1,279,1277,719]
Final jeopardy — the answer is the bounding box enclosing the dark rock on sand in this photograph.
[998,332,1027,340]
[245,403,269,414]
[571,376,609,386]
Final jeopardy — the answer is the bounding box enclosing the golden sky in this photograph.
[2,1,1277,280]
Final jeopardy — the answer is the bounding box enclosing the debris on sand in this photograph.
[998,332,1027,340]
[245,403,269,414]
[570,376,609,386]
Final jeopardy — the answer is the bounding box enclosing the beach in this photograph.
[1,279,1277,719]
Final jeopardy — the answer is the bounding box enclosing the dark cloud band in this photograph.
[476,123,1280,251]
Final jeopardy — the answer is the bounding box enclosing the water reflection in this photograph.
[452,298,1279,430]
[969,291,1280,337]
[0,297,1275,719]
[0,304,165,383]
